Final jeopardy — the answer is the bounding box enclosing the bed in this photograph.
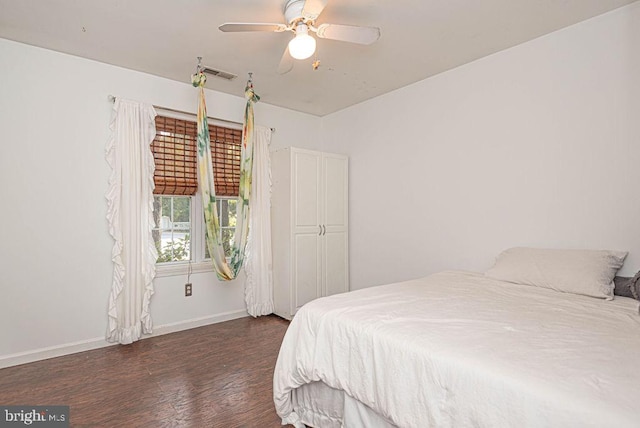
[273,249,640,428]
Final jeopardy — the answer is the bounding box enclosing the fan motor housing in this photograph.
[284,0,306,24]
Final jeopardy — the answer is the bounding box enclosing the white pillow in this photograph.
[485,247,628,299]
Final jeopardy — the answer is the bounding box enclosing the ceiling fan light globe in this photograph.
[288,33,316,60]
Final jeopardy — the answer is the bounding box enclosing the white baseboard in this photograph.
[0,309,248,369]
[151,309,248,337]
[0,336,116,370]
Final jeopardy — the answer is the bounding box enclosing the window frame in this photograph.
[153,195,193,265]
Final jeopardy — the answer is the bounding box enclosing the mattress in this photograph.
[273,271,640,427]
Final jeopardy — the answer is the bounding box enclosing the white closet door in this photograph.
[322,154,349,297]
[292,151,322,311]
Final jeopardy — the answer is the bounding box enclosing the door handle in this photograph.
[319,225,322,236]
[322,225,326,236]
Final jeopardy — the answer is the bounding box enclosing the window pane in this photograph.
[222,228,235,255]
[161,197,171,220]
[172,197,190,223]
[153,197,162,228]
[157,234,190,262]
[220,199,230,227]
[227,199,237,228]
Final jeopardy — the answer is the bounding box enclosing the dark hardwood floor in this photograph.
[0,315,291,427]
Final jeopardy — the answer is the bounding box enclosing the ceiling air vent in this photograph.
[201,66,237,81]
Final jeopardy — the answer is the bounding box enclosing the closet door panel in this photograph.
[324,230,348,296]
[323,155,348,230]
[293,151,321,230]
[293,233,322,311]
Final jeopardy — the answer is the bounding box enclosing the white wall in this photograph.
[322,3,640,290]
[0,38,322,366]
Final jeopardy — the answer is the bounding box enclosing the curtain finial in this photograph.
[245,72,260,103]
[192,57,206,88]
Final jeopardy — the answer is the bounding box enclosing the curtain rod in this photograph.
[107,95,275,133]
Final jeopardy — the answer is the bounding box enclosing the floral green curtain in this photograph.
[191,72,259,280]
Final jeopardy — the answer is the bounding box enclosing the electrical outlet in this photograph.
[185,283,192,297]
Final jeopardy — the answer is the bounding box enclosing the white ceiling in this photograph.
[0,0,636,116]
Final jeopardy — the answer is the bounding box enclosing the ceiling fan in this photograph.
[219,0,381,74]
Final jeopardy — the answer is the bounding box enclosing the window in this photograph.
[150,114,242,273]
[153,196,191,263]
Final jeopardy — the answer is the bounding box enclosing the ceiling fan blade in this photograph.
[316,23,380,45]
[301,0,328,21]
[218,23,288,33]
[277,46,294,74]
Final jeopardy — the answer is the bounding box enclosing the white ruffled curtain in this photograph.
[105,99,158,344]
[244,125,274,317]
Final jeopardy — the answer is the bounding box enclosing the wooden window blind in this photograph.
[209,125,242,197]
[152,116,198,195]
[151,116,242,197]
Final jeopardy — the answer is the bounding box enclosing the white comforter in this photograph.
[273,271,640,428]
